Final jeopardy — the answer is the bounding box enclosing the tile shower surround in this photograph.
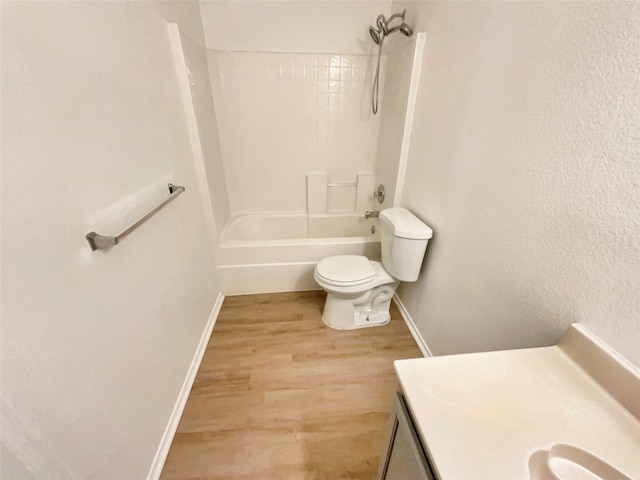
[209,51,385,214]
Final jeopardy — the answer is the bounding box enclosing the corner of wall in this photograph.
[393,294,432,357]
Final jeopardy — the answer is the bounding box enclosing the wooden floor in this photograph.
[161,291,422,480]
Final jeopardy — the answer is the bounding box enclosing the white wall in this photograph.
[374,35,418,209]
[392,2,640,366]
[200,0,391,54]
[1,2,220,478]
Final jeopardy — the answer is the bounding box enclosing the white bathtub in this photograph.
[218,213,381,295]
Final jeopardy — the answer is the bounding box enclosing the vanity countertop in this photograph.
[394,324,640,480]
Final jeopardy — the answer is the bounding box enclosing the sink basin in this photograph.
[546,445,633,480]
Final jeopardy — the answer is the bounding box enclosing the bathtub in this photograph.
[217,213,381,295]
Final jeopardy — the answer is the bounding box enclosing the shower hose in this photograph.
[371,36,385,115]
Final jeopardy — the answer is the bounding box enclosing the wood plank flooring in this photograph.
[161,291,422,480]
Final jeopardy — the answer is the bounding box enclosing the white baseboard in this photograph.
[393,294,432,357]
[146,291,225,480]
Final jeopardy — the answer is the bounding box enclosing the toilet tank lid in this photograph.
[380,208,433,240]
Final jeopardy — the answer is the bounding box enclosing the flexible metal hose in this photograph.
[371,34,385,115]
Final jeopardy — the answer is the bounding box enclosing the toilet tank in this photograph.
[379,208,433,282]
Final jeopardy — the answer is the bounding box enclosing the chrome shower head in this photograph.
[400,23,413,36]
[369,9,413,115]
[369,10,412,45]
[369,26,381,45]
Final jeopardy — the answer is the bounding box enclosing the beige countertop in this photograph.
[394,325,640,480]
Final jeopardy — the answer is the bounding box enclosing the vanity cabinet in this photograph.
[377,392,437,480]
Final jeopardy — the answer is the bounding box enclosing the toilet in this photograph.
[314,207,433,330]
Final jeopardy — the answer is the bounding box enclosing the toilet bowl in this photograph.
[314,256,398,329]
[314,208,432,330]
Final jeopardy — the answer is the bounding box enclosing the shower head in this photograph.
[369,11,412,45]
[400,23,413,36]
[368,10,413,115]
[369,26,381,45]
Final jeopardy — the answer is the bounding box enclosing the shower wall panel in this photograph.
[208,51,385,215]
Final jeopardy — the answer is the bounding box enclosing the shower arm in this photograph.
[374,10,406,36]
[386,10,406,25]
[386,24,407,35]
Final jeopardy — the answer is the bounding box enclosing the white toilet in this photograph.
[314,207,433,330]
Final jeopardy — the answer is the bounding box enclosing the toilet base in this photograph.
[321,283,398,330]
[322,308,391,330]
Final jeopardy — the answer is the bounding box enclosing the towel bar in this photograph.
[85,183,185,251]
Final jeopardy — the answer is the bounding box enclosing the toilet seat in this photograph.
[314,258,396,296]
[315,255,376,287]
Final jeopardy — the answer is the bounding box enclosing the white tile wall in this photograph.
[208,51,385,215]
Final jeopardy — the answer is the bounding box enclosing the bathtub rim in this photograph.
[220,212,380,246]
[219,235,380,249]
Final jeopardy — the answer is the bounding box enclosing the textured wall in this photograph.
[1,1,220,478]
[391,2,640,365]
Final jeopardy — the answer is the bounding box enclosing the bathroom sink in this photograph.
[394,324,640,480]
[546,444,634,480]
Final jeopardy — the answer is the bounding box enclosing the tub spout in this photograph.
[364,210,380,219]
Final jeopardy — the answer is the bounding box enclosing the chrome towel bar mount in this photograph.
[85,183,185,251]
